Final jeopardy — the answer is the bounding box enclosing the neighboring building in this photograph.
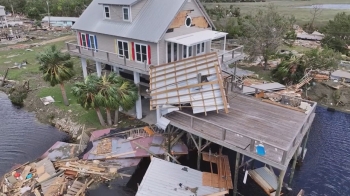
[67,0,244,120]
[0,5,8,28]
[42,16,78,27]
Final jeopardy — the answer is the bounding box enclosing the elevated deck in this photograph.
[165,92,316,170]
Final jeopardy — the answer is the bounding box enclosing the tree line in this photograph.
[0,0,92,20]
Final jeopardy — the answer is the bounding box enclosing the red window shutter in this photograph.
[79,32,82,45]
[131,42,135,60]
[147,45,151,64]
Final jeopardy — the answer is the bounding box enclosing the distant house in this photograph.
[0,5,8,28]
[331,70,350,82]
[42,16,78,27]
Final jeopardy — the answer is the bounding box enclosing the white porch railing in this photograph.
[66,41,150,74]
[211,45,244,65]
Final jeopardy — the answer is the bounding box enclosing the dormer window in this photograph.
[123,7,130,21]
[104,5,110,19]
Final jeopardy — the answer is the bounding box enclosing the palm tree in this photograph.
[71,75,106,126]
[97,73,138,126]
[37,45,75,106]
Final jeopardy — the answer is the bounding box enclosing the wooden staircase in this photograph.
[295,70,313,89]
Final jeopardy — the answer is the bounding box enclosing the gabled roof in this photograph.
[194,0,216,30]
[98,0,141,6]
[72,0,187,43]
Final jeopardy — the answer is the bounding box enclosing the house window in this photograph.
[117,40,129,59]
[185,15,192,27]
[81,33,87,48]
[183,45,193,58]
[104,6,110,19]
[135,43,147,63]
[196,42,205,55]
[123,7,130,21]
[89,35,96,50]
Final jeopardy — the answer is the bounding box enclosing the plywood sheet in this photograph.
[169,10,191,29]
[192,16,208,28]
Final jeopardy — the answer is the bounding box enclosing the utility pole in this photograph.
[46,1,50,28]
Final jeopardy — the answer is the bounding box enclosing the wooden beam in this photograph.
[233,152,240,196]
[203,191,229,196]
[261,99,306,113]
[214,64,229,113]
[150,80,219,96]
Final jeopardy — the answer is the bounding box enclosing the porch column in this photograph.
[186,45,189,58]
[95,61,102,77]
[275,169,286,196]
[81,58,87,79]
[113,66,119,75]
[223,35,227,54]
[233,152,241,196]
[133,71,142,119]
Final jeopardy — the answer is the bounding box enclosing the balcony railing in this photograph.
[211,45,245,65]
[66,42,150,74]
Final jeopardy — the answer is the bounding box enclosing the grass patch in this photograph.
[0,41,66,81]
[280,44,313,53]
[204,0,350,26]
[37,83,104,129]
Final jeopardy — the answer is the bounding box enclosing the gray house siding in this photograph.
[76,31,158,69]
[158,0,212,65]
[131,0,148,19]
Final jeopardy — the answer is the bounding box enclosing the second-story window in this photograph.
[104,6,110,19]
[117,40,129,59]
[135,43,147,63]
[81,33,87,48]
[196,42,205,55]
[123,7,130,21]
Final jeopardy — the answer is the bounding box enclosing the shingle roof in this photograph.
[72,0,186,43]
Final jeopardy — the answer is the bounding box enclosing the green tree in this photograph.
[239,4,295,70]
[37,45,75,106]
[321,12,350,55]
[72,75,106,126]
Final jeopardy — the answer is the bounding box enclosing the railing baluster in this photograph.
[282,151,287,164]
[107,52,110,62]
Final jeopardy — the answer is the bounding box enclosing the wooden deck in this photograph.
[165,92,316,170]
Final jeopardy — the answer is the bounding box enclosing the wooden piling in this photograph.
[233,152,240,196]
[197,137,202,170]
[288,148,298,186]
[301,128,310,161]
[275,169,286,196]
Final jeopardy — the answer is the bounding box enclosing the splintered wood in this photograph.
[95,138,112,154]
[202,153,233,190]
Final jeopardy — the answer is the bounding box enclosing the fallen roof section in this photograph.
[149,52,229,115]
[166,30,227,46]
[136,157,227,196]
[242,82,286,95]
[40,141,86,161]
[331,70,350,79]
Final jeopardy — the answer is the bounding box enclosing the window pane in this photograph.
[123,42,128,51]
[201,43,205,52]
[136,44,140,53]
[142,54,147,63]
[123,8,129,20]
[106,13,110,18]
[119,49,123,56]
[118,41,122,50]
[105,7,109,12]
[189,46,192,57]
[183,46,187,58]
[197,44,200,54]
[125,51,129,59]
[141,45,147,55]
[136,53,141,61]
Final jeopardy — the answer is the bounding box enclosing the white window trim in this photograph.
[134,42,148,64]
[185,15,192,28]
[81,33,87,50]
[103,5,111,19]
[122,7,131,22]
[183,45,193,59]
[196,42,205,55]
[117,39,130,60]
[89,34,97,51]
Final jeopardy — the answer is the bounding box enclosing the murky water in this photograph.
[0,92,67,176]
[298,4,350,9]
[1,92,350,195]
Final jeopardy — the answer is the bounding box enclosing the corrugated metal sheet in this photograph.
[149,52,229,114]
[243,82,285,95]
[72,0,186,43]
[42,16,78,22]
[98,0,140,5]
[331,70,350,79]
[136,157,224,196]
[40,141,85,161]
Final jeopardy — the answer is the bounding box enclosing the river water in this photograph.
[1,92,350,195]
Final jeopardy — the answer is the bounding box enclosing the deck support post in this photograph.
[197,137,202,170]
[289,148,299,186]
[95,61,102,77]
[275,169,286,196]
[301,128,310,161]
[223,35,227,54]
[233,152,240,196]
[113,66,119,75]
[81,58,87,79]
[133,71,142,119]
